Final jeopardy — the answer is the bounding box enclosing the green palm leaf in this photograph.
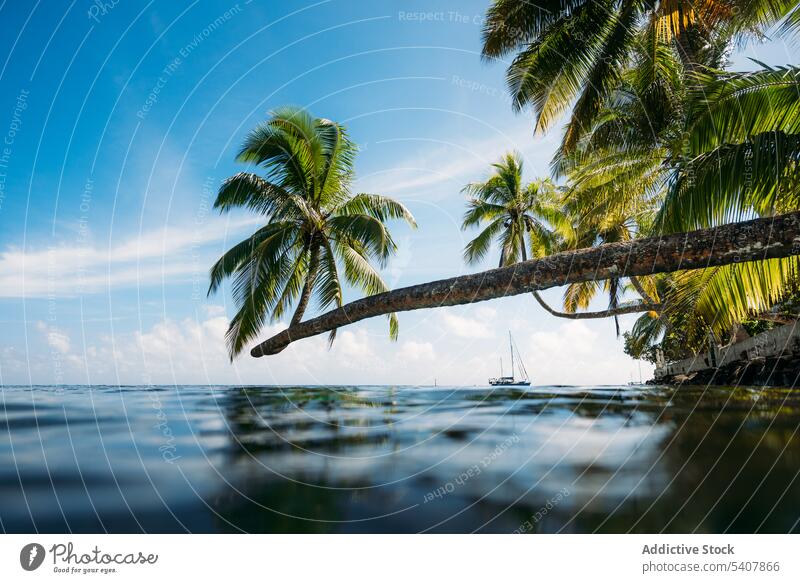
[209,108,415,358]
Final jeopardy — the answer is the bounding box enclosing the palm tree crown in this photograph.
[462,152,561,267]
[209,107,416,358]
[482,0,798,153]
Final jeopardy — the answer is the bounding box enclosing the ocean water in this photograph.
[1,384,799,533]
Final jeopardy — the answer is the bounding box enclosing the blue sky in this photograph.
[0,0,797,386]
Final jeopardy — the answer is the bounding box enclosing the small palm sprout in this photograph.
[209,107,416,358]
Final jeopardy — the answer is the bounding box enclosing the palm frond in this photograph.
[334,193,416,227]
[779,3,800,37]
[563,280,601,312]
[208,222,295,296]
[687,65,800,152]
[671,256,800,338]
[214,172,298,217]
[561,1,639,151]
[658,131,800,231]
[315,239,343,312]
[482,0,585,58]
[270,246,311,322]
[225,245,298,358]
[328,214,396,265]
[336,241,401,342]
[505,1,615,134]
[463,216,506,265]
[462,175,513,204]
[462,199,507,229]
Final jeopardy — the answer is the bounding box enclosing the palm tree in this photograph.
[251,212,800,357]
[576,64,800,357]
[481,0,797,153]
[208,107,416,358]
[625,256,800,362]
[243,4,800,359]
[658,65,800,231]
[461,152,561,267]
[461,152,659,330]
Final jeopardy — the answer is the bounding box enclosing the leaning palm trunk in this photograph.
[251,211,800,357]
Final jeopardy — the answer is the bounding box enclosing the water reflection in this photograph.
[1,385,798,532]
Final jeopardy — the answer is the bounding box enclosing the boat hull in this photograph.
[488,380,531,386]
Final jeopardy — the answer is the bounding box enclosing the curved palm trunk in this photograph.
[290,242,321,327]
[252,211,800,357]
[629,275,656,304]
[525,226,661,320]
[531,290,660,319]
[609,277,621,336]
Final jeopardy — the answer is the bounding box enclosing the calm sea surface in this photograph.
[1,384,799,533]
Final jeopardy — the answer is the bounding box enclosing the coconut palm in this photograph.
[590,65,800,357]
[625,256,800,362]
[658,65,800,232]
[208,107,416,358]
[546,50,800,340]
[481,0,797,153]
[244,5,800,358]
[461,152,562,266]
[251,213,799,358]
[461,152,660,331]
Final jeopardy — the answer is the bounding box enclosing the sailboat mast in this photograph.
[509,332,514,379]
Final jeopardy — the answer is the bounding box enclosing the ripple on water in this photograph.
[1,384,799,533]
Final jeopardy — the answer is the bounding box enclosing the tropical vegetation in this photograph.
[219,2,800,367]
[208,107,416,358]
[475,0,800,363]
[461,152,562,266]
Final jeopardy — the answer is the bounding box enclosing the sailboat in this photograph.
[489,332,531,386]
[628,360,644,386]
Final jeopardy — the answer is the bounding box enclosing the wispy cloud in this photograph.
[0,216,260,297]
[36,321,71,354]
[354,124,559,200]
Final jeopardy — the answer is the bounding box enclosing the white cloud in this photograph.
[9,298,650,387]
[530,320,598,359]
[37,321,71,354]
[354,124,559,200]
[397,340,436,361]
[13,312,436,386]
[203,304,227,318]
[332,329,377,364]
[524,320,649,385]
[0,217,259,298]
[439,309,493,339]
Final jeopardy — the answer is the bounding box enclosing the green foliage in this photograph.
[461,152,563,266]
[482,0,799,156]
[623,314,706,364]
[658,66,800,231]
[481,1,800,359]
[624,257,800,362]
[209,107,415,358]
